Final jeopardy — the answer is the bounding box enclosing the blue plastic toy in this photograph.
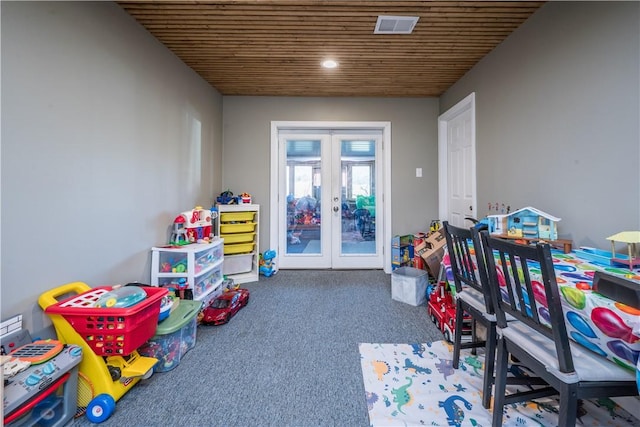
[259,250,277,277]
[94,286,147,308]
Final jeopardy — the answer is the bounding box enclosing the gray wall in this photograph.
[222,97,441,251]
[441,1,640,250]
[1,1,223,333]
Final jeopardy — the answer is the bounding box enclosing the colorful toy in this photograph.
[161,278,191,300]
[170,206,213,245]
[259,249,277,277]
[606,231,640,270]
[170,216,187,245]
[488,206,560,240]
[94,286,147,309]
[426,281,472,343]
[160,257,188,273]
[201,288,250,325]
[157,293,175,322]
[222,277,237,291]
[1,355,31,377]
[238,192,252,204]
[38,282,167,422]
[216,190,236,205]
[138,300,201,373]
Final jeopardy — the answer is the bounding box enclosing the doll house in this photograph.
[498,206,561,240]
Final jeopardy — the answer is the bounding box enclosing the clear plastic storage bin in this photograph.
[138,299,202,373]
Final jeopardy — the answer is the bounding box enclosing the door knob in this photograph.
[333,206,339,212]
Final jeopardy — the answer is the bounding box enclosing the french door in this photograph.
[274,128,385,269]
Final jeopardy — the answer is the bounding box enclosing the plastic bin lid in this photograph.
[155,299,202,335]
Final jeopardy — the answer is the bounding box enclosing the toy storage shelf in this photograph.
[216,204,260,284]
[150,239,225,307]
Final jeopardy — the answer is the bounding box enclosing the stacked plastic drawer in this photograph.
[219,210,257,275]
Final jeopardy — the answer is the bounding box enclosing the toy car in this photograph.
[427,281,472,342]
[201,288,250,325]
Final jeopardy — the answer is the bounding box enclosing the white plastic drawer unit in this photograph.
[150,239,224,304]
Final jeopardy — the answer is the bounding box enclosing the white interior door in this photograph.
[274,128,385,269]
[438,93,477,227]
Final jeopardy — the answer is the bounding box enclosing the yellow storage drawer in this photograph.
[220,232,255,244]
[224,242,255,255]
[220,212,255,223]
[219,222,257,234]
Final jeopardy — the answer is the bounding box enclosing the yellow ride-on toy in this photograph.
[38,282,167,423]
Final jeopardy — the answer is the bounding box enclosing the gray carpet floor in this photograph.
[72,269,443,426]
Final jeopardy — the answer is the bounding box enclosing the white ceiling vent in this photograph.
[374,15,419,34]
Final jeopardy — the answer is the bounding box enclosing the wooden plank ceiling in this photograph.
[117,0,545,97]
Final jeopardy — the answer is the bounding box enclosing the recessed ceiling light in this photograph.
[321,60,338,69]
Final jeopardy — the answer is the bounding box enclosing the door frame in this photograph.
[437,93,477,224]
[270,121,392,273]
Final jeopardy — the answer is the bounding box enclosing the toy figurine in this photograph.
[170,216,188,245]
[259,249,277,277]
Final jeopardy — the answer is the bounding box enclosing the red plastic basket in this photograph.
[44,286,167,356]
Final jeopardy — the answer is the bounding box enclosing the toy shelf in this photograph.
[216,204,260,284]
[150,239,225,307]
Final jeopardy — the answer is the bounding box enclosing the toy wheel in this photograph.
[107,365,121,381]
[444,330,452,343]
[142,368,154,380]
[86,394,115,423]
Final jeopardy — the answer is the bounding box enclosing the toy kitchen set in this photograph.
[2,315,82,427]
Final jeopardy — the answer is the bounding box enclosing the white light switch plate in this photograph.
[416,168,422,178]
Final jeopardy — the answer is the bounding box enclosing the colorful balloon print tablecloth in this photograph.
[442,249,640,373]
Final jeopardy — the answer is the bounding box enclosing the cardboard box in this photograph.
[425,228,446,248]
[391,266,428,306]
[413,240,429,258]
[419,229,446,278]
[422,249,444,278]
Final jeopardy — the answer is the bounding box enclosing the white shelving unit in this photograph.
[216,204,259,284]
[150,239,224,307]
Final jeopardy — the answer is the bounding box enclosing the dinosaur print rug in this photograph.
[359,341,638,427]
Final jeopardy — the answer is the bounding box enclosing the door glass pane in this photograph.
[341,139,376,255]
[285,139,321,255]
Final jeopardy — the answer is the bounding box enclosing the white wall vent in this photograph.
[374,15,419,34]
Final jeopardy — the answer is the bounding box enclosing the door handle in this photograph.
[333,206,339,212]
